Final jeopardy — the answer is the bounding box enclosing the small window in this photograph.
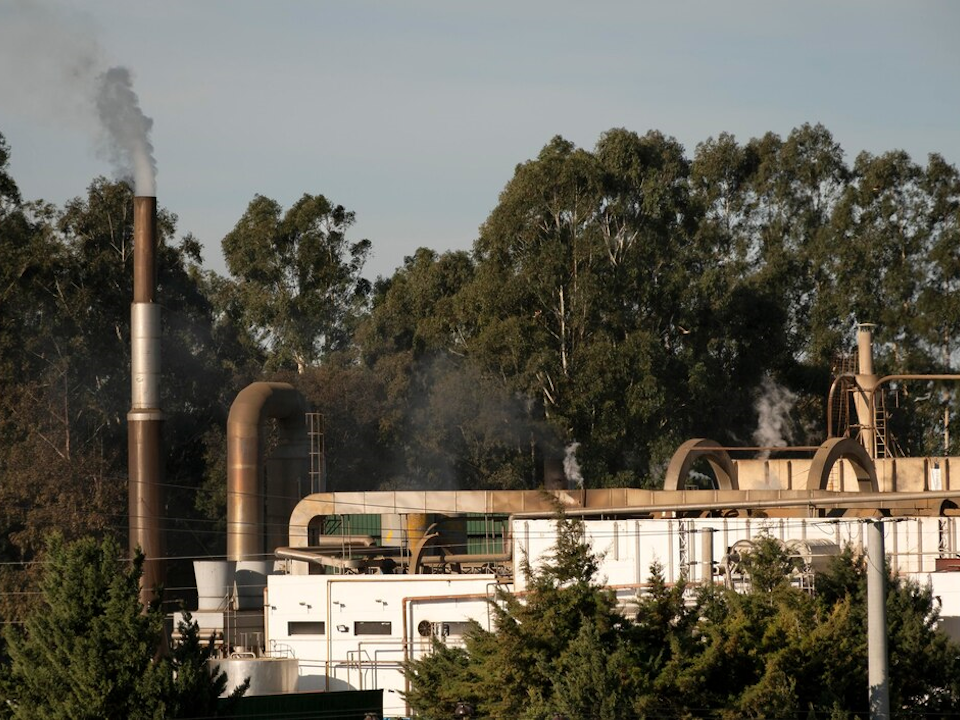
[440,621,472,637]
[355,621,392,635]
[288,621,325,636]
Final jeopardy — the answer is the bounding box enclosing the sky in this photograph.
[1,1,958,281]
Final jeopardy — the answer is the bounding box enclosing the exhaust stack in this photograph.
[128,196,164,602]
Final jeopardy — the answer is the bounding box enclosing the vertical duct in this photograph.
[227,382,310,562]
[128,195,164,603]
[855,323,880,458]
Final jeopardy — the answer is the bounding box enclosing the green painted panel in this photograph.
[465,514,508,554]
[322,513,382,538]
[221,688,382,719]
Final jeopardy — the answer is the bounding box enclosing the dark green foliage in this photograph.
[3,536,240,720]
[406,512,634,720]
[2,122,960,658]
[350,124,960,490]
[162,610,248,718]
[405,522,960,720]
[1,535,243,719]
[221,193,371,373]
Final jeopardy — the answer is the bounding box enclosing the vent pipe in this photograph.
[128,196,164,602]
[855,323,880,458]
[227,382,310,562]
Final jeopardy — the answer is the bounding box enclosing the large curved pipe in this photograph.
[663,438,738,491]
[807,437,879,493]
[227,382,309,561]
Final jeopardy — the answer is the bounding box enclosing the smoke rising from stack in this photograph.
[0,0,157,195]
[95,67,157,196]
[752,374,797,460]
[564,442,584,489]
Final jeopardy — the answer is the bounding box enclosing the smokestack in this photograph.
[128,195,164,603]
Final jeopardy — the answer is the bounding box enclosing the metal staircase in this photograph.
[830,353,857,438]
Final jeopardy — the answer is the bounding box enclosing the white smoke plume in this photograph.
[0,0,157,195]
[564,442,584,490]
[752,375,797,460]
[95,67,156,196]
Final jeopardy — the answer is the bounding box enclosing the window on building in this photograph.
[354,621,392,635]
[288,621,325,635]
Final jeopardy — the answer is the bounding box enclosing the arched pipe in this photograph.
[227,382,309,562]
[663,439,738,491]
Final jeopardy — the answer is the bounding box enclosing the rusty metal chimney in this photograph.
[227,382,310,562]
[128,196,164,602]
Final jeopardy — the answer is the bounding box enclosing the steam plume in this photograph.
[564,442,584,490]
[96,67,156,196]
[0,1,157,195]
[752,375,797,460]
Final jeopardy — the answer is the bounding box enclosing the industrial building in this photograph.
[127,196,960,718]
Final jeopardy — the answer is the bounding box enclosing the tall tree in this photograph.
[406,530,960,720]
[221,193,371,373]
[2,535,242,719]
[404,512,634,720]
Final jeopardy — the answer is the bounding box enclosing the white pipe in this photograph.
[867,520,890,719]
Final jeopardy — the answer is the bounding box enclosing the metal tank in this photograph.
[213,656,299,697]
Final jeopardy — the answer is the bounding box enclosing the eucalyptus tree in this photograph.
[221,193,371,373]
[341,248,539,490]
[0,168,239,603]
[466,129,791,486]
[748,123,849,364]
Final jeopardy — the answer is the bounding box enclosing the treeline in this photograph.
[1,124,960,616]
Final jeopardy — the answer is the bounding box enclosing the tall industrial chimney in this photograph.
[129,195,164,603]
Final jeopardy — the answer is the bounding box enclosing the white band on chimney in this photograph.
[131,302,161,409]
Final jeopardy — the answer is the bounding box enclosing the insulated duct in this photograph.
[128,195,164,601]
[227,382,310,562]
[855,323,880,458]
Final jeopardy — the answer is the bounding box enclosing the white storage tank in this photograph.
[213,656,299,697]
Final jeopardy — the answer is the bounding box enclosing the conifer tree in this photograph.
[404,511,636,719]
[2,535,241,719]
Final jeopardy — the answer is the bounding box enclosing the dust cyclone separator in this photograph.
[128,195,164,601]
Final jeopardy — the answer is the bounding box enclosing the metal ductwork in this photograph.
[855,323,880,457]
[227,382,310,562]
[128,195,164,602]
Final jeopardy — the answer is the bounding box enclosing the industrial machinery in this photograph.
[128,200,960,717]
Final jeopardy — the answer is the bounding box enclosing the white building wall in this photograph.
[266,574,501,716]
[265,516,960,716]
[514,516,954,592]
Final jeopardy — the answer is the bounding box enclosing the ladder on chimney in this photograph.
[873,390,889,458]
[872,389,905,458]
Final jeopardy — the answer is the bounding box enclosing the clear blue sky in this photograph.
[2,0,958,280]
